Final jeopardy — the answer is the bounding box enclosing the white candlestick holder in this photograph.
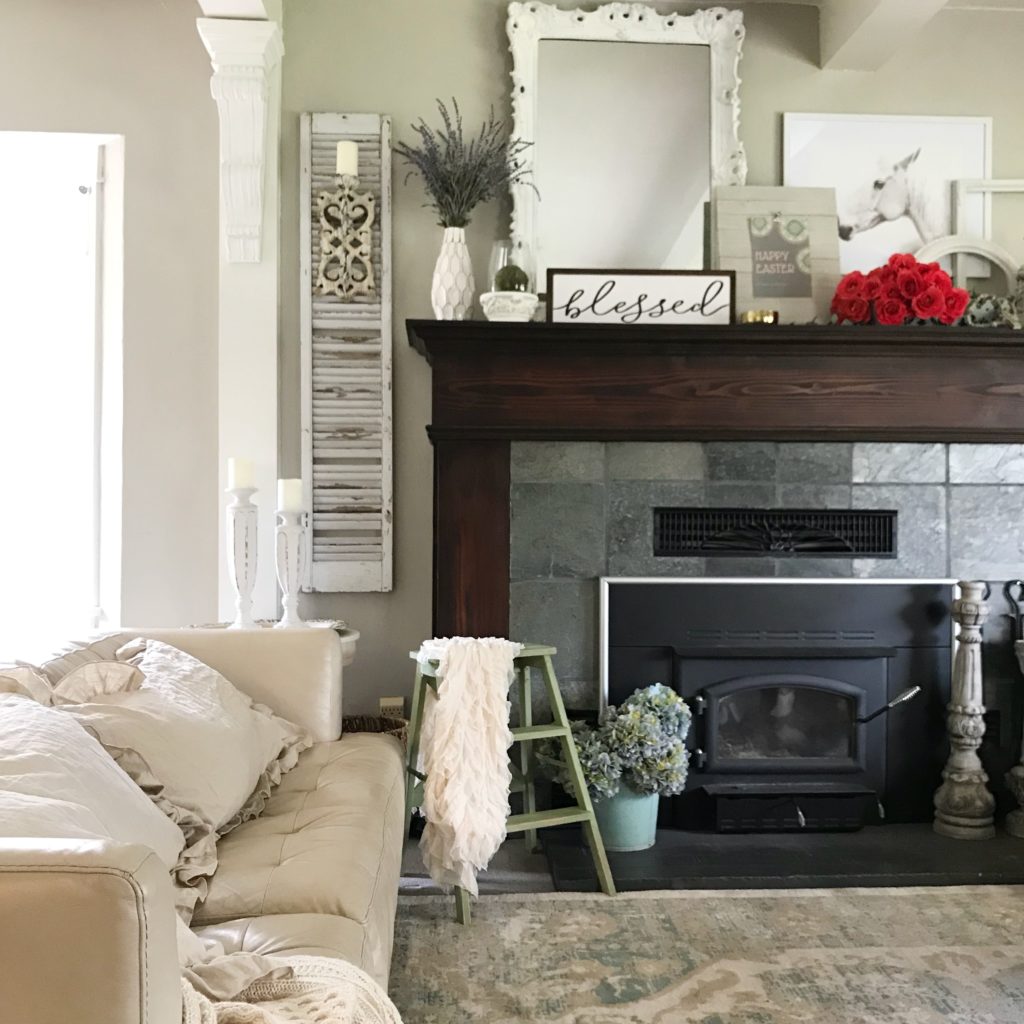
[275,508,309,629]
[226,487,259,630]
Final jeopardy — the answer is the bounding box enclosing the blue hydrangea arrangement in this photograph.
[537,684,691,800]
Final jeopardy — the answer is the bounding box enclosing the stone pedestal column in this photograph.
[1006,642,1024,838]
[934,580,996,839]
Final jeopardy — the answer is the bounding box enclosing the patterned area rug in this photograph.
[389,886,1024,1023]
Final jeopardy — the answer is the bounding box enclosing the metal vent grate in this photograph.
[653,507,897,559]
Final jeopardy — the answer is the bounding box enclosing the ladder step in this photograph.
[512,724,570,742]
[506,807,591,832]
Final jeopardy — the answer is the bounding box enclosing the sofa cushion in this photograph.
[192,734,404,983]
[193,914,377,983]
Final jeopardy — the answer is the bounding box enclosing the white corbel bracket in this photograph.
[197,18,284,263]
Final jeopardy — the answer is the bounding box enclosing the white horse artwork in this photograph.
[784,113,991,275]
[837,149,946,246]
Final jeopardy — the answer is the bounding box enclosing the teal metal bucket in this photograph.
[593,784,659,852]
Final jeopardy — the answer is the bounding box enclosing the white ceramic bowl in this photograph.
[480,291,541,323]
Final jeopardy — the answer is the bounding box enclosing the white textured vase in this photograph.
[431,227,475,320]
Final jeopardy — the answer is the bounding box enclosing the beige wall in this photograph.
[280,0,1024,713]
[0,0,220,627]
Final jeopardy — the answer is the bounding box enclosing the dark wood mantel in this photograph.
[408,320,1024,636]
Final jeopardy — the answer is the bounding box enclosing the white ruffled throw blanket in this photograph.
[181,952,402,1024]
[416,636,523,895]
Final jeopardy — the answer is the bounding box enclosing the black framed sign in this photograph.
[546,268,736,326]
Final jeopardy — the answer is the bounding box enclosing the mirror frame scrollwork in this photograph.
[507,2,747,277]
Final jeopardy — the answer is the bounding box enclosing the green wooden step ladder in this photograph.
[404,643,617,924]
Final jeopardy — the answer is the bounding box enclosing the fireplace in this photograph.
[603,579,953,829]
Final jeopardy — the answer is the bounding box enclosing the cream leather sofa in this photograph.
[0,627,405,1024]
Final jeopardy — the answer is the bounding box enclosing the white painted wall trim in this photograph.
[197,17,283,263]
[198,11,283,623]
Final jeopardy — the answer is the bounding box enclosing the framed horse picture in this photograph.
[782,113,992,276]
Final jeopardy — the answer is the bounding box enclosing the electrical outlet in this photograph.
[379,696,405,719]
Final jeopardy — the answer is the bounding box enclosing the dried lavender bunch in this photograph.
[395,99,534,228]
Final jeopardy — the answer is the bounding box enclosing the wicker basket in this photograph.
[342,714,408,749]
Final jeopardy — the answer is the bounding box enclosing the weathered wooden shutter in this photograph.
[300,113,393,592]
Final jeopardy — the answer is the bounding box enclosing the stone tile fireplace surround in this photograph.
[512,440,1024,712]
[510,441,1022,782]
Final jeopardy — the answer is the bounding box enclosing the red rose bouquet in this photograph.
[831,253,970,326]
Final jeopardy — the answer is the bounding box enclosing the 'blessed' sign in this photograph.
[546,269,735,326]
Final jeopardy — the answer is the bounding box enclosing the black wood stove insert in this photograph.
[604,580,953,831]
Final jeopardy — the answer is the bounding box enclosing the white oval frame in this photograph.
[507,2,747,281]
[915,234,1019,285]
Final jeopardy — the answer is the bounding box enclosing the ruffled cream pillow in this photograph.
[55,638,311,840]
[0,693,186,871]
[0,666,52,704]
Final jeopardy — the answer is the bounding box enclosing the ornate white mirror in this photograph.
[508,2,747,285]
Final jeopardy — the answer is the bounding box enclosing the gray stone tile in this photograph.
[607,442,703,481]
[777,485,852,508]
[706,442,777,482]
[777,443,852,484]
[606,480,704,577]
[949,486,1024,581]
[705,557,775,578]
[773,557,853,578]
[851,485,947,578]
[949,445,1024,484]
[510,483,605,579]
[706,482,775,508]
[852,443,946,484]
[509,580,597,717]
[510,441,605,483]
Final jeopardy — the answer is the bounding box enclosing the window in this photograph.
[0,133,117,661]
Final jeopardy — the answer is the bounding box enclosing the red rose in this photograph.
[844,298,871,323]
[921,261,942,275]
[888,253,917,272]
[878,267,897,284]
[881,284,903,301]
[925,269,954,295]
[861,275,882,301]
[897,268,925,299]
[912,285,946,320]
[836,272,866,300]
[875,297,910,325]
[940,287,970,324]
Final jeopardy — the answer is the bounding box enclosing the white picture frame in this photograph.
[783,113,992,276]
[711,185,841,324]
[952,178,1024,285]
[546,268,735,326]
[508,2,747,283]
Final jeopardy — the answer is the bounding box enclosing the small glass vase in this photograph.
[487,239,533,293]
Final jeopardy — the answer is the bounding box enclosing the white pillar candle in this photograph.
[335,140,359,178]
[227,457,254,490]
[278,478,304,512]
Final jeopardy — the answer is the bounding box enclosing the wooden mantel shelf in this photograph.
[408,320,1024,443]
[407,319,1024,637]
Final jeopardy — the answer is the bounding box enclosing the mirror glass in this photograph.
[534,39,711,280]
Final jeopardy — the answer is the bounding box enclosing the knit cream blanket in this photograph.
[416,636,522,896]
[181,955,402,1024]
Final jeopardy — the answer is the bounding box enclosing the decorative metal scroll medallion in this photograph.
[315,175,376,300]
